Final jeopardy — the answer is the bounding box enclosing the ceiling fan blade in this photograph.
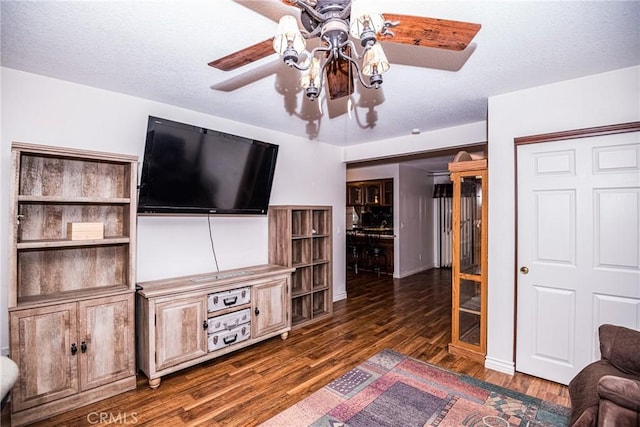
[325,55,354,100]
[234,0,298,23]
[380,14,481,51]
[208,39,275,72]
[211,60,283,92]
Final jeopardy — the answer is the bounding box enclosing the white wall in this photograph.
[343,121,487,163]
[485,65,640,375]
[398,164,435,277]
[0,68,347,353]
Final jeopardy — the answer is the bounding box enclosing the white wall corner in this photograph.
[485,356,515,375]
[333,290,347,302]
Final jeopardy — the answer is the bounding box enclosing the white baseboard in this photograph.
[485,356,515,375]
[333,290,347,302]
[397,264,436,279]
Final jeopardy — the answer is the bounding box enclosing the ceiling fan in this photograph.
[208,0,481,103]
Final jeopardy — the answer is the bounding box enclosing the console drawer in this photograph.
[207,308,251,334]
[207,323,251,352]
[207,287,250,312]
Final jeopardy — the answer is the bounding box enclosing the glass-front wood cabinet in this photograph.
[448,158,488,362]
[347,184,363,205]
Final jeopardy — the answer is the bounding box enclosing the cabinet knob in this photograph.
[254,308,260,316]
[81,341,87,353]
[202,320,209,330]
[71,343,78,355]
[520,266,529,274]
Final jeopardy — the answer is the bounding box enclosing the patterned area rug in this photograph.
[261,349,570,427]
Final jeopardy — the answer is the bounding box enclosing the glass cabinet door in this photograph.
[382,180,393,206]
[457,278,482,346]
[364,183,380,205]
[459,175,483,275]
[348,184,363,205]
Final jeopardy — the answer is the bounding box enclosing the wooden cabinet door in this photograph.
[155,295,208,370]
[78,294,135,391]
[252,279,289,337]
[9,303,78,411]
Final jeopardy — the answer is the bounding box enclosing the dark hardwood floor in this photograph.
[4,268,570,426]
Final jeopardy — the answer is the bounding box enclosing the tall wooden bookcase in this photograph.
[448,158,488,363]
[268,206,333,329]
[7,142,138,426]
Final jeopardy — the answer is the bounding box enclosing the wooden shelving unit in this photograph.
[448,158,488,363]
[8,142,138,426]
[269,206,333,329]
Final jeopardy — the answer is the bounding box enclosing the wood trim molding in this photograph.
[514,121,640,146]
[448,158,487,173]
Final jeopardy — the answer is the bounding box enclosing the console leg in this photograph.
[280,332,289,340]
[148,378,161,389]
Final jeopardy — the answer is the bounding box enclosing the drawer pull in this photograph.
[223,320,239,330]
[81,341,87,353]
[223,334,238,345]
[223,296,238,306]
[71,343,78,355]
[203,321,209,330]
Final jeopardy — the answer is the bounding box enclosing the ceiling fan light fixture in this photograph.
[349,0,385,40]
[300,57,322,100]
[273,15,306,57]
[362,43,390,77]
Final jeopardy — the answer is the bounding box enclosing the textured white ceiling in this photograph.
[1,0,639,147]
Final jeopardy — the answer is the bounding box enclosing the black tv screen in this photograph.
[138,116,279,215]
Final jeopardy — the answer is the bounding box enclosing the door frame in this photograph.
[512,120,640,368]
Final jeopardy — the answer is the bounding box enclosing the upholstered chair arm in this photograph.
[598,375,640,412]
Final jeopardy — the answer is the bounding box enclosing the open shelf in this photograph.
[17,237,130,250]
[292,294,312,326]
[291,210,311,237]
[291,266,311,296]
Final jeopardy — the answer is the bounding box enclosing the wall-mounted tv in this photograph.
[138,116,279,215]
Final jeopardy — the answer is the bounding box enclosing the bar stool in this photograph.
[346,230,359,274]
[365,232,387,277]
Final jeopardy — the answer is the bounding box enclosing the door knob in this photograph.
[520,266,529,274]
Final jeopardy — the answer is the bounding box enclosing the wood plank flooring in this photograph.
[5,268,570,426]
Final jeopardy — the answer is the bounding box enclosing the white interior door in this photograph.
[516,131,640,385]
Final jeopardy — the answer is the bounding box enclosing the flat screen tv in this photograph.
[138,116,279,215]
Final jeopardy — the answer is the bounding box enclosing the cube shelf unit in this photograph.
[269,206,333,328]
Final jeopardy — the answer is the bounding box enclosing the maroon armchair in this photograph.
[568,324,640,427]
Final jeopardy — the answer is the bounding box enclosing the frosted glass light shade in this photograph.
[349,0,385,39]
[299,57,321,89]
[362,43,390,76]
[273,15,306,55]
